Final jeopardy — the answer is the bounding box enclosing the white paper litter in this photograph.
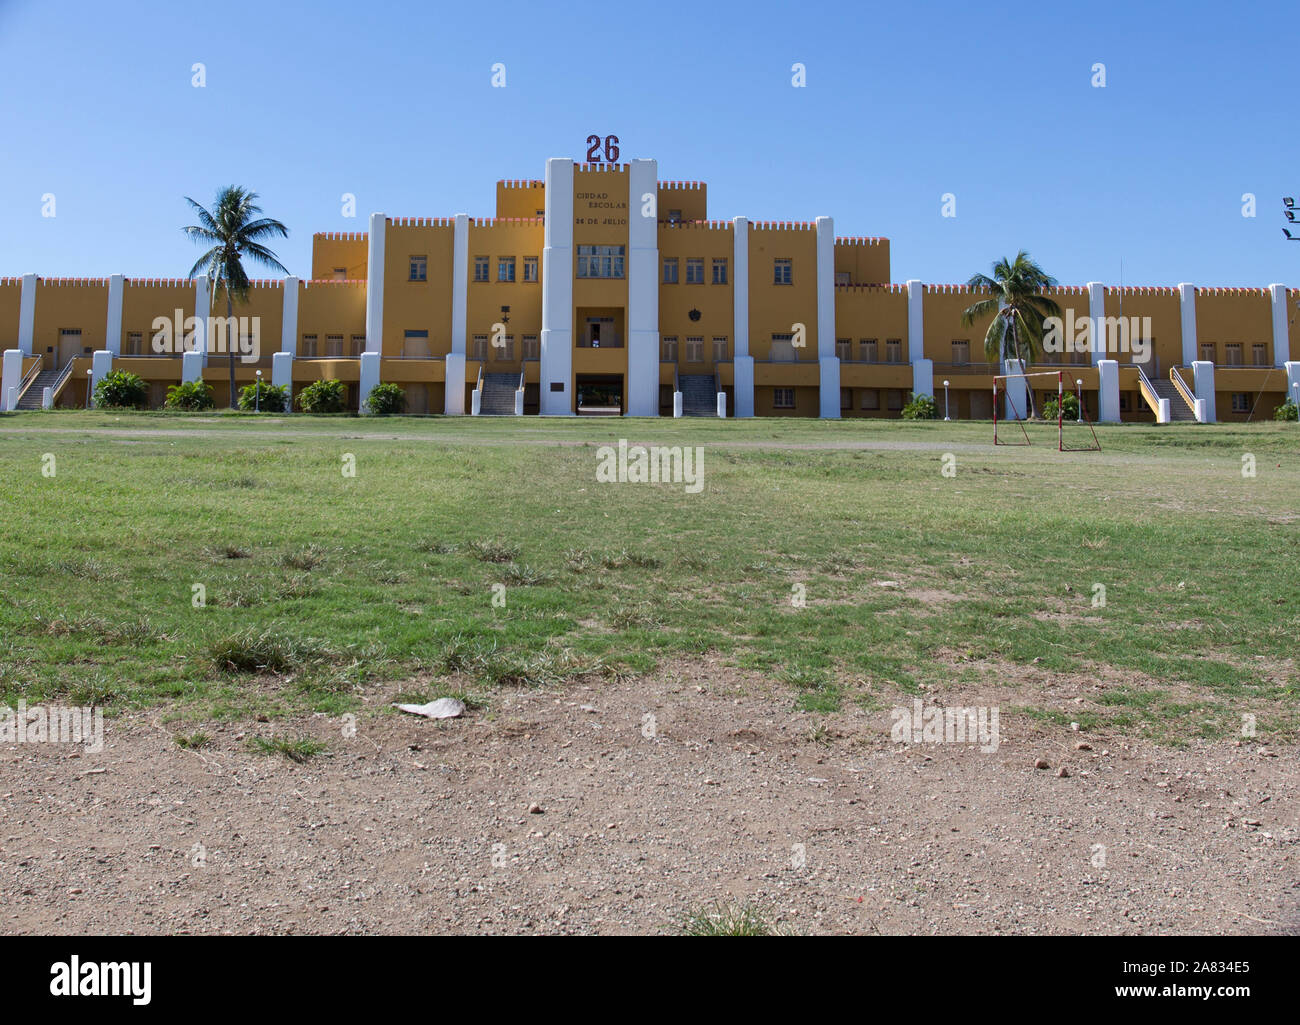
[393,698,466,720]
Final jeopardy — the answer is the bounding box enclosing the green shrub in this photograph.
[164,380,215,411]
[365,382,406,415]
[1041,392,1080,421]
[92,369,148,409]
[900,392,936,420]
[238,380,289,412]
[297,379,346,413]
[1274,399,1298,422]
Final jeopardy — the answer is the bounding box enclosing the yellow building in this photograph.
[2,156,1297,423]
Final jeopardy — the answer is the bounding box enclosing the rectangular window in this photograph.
[325,334,344,357]
[350,335,365,357]
[494,335,515,360]
[685,337,704,362]
[663,258,678,284]
[661,336,678,361]
[125,331,143,355]
[886,339,902,363]
[523,335,539,360]
[1252,343,1268,366]
[409,256,427,282]
[835,271,850,286]
[887,389,904,411]
[860,339,878,363]
[773,387,795,409]
[1232,392,1250,412]
[523,257,538,282]
[472,335,487,361]
[712,336,728,362]
[1224,343,1242,366]
[861,389,879,410]
[403,330,430,359]
[576,244,625,279]
[667,209,682,224]
[711,258,728,285]
[498,257,516,282]
[1200,342,1215,362]
[333,267,348,281]
[774,258,792,285]
[686,258,705,284]
[474,256,489,282]
[835,338,851,360]
[769,333,796,362]
[951,339,970,364]
[840,387,852,410]
[301,334,318,357]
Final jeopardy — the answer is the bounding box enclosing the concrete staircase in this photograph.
[680,374,717,416]
[16,369,62,410]
[1151,379,1197,422]
[479,373,519,416]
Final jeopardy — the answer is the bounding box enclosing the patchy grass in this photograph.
[246,735,328,763]
[679,901,798,936]
[0,413,1296,742]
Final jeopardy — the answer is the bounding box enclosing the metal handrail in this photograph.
[1170,367,1196,409]
[47,362,76,405]
[15,358,44,402]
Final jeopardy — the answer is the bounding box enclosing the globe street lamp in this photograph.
[85,367,93,409]
[943,380,950,421]
[255,369,263,412]
[1076,379,1084,423]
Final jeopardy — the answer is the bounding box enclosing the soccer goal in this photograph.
[993,370,1101,452]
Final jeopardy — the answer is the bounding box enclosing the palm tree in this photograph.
[183,187,289,408]
[960,251,1062,418]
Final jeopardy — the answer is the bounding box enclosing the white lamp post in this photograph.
[1292,381,1299,421]
[255,369,263,412]
[85,368,93,409]
[1076,379,1083,423]
[943,380,950,421]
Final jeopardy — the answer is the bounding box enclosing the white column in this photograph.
[1097,359,1120,423]
[1192,360,1216,423]
[540,157,574,415]
[18,274,36,357]
[193,276,210,367]
[1,349,22,411]
[816,216,838,417]
[716,391,727,417]
[1179,283,1197,366]
[906,280,925,363]
[626,158,659,417]
[732,216,753,417]
[1285,361,1300,409]
[1003,358,1028,420]
[444,352,466,415]
[182,350,204,383]
[451,213,469,355]
[1269,284,1291,366]
[88,350,113,407]
[105,274,124,355]
[359,351,380,412]
[271,351,293,391]
[281,276,299,355]
[365,213,386,353]
[912,359,934,401]
[1087,281,1105,366]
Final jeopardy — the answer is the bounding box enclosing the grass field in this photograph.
[1,411,1297,745]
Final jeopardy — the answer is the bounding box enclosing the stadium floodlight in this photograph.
[1285,197,1295,208]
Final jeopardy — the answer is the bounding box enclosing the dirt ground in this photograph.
[2,658,1297,935]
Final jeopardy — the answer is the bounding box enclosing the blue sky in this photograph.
[1,0,1295,287]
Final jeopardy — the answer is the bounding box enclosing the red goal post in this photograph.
[993,370,1101,452]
